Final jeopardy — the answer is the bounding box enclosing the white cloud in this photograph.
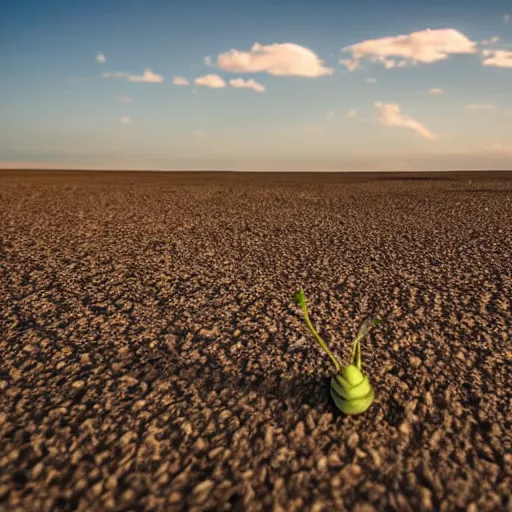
[374,102,436,139]
[483,142,512,154]
[326,110,335,121]
[481,36,500,45]
[172,76,189,86]
[365,77,377,83]
[103,69,164,83]
[204,56,213,66]
[340,58,360,72]
[482,49,512,68]
[505,13,511,25]
[346,109,357,119]
[341,28,477,71]
[120,116,131,123]
[194,74,227,88]
[216,42,333,77]
[464,103,496,110]
[429,88,444,94]
[116,96,133,103]
[229,78,265,92]
[96,53,106,64]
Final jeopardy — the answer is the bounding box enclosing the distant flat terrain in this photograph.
[1,170,511,511]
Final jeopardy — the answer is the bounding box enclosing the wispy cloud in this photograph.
[482,142,512,154]
[480,36,500,45]
[96,53,106,64]
[172,76,189,86]
[341,28,477,71]
[216,43,333,77]
[464,103,496,110]
[504,13,511,25]
[346,109,357,119]
[195,74,226,88]
[429,88,444,94]
[103,69,164,83]
[229,78,265,92]
[365,77,377,83]
[116,96,133,103]
[481,49,512,68]
[325,110,335,121]
[340,59,360,72]
[375,102,436,139]
[120,116,131,123]
[204,56,213,66]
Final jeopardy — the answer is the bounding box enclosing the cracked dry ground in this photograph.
[0,170,511,512]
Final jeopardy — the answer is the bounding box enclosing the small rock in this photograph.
[194,438,207,451]
[353,503,376,512]
[105,475,118,490]
[91,481,103,497]
[208,447,224,460]
[347,432,359,450]
[31,462,44,479]
[191,480,215,504]
[120,431,137,446]
[181,422,193,436]
[399,420,413,437]
[219,410,232,421]
[121,489,136,503]
[316,457,328,473]
[120,375,138,387]
[198,328,219,339]
[264,426,273,448]
[75,478,88,492]
[169,491,182,504]
[369,449,382,468]
[132,400,146,413]
[72,380,85,390]
[328,452,342,469]
[80,354,92,365]
[410,356,422,368]
[420,486,434,511]
[294,421,306,440]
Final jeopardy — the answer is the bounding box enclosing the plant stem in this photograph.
[302,309,341,372]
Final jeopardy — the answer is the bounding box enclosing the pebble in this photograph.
[316,457,328,473]
[169,491,182,504]
[191,480,215,504]
[121,489,136,503]
[347,432,359,450]
[105,475,118,490]
[194,437,207,451]
[410,356,422,367]
[31,462,44,479]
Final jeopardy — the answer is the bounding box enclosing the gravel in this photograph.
[1,170,511,512]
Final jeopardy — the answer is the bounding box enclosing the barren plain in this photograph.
[1,170,511,511]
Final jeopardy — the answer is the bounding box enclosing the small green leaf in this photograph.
[293,288,306,308]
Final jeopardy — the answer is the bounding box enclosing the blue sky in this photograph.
[2,0,512,170]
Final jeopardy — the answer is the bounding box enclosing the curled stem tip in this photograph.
[293,288,341,372]
[350,316,381,369]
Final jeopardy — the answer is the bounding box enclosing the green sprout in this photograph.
[293,288,381,415]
